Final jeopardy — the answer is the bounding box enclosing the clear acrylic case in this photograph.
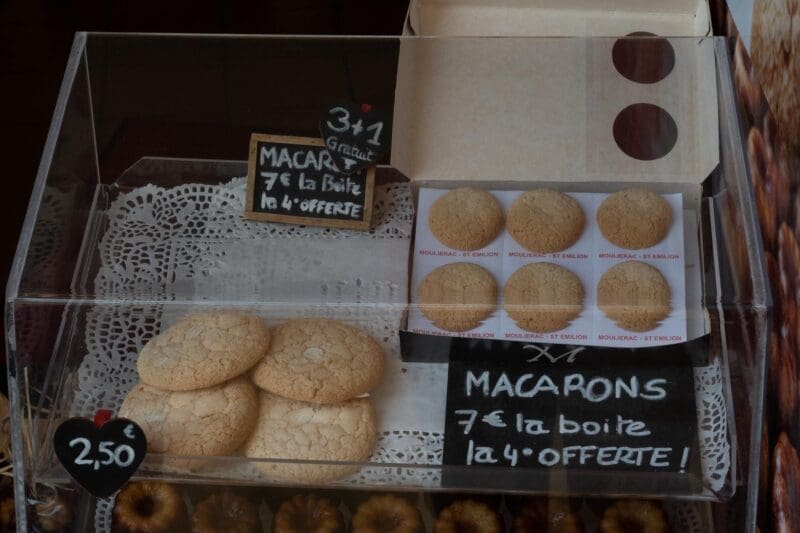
[4,34,767,531]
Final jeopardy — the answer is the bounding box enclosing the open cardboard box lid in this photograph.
[404,0,711,37]
[391,37,719,189]
[392,1,718,191]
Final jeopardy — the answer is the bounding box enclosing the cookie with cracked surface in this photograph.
[597,261,671,332]
[418,263,497,332]
[119,377,257,456]
[507,189,585,253]
[504,263,584,333]
[597,189,672,249]
[137,311,269,391]
[250,318,385,404]
[428,188,504,250]
[243,392,377,483]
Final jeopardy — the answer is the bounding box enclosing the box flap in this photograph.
[407,0,711,37]
[391,37,719,185]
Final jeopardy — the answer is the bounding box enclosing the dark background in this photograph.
[0,0,408,352]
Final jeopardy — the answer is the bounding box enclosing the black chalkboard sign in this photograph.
[54,417,147,498]
[245,134,375,230]
[442,339,702,494]
[320,102,391,174]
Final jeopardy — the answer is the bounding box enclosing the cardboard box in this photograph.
[404,0,711,37]
[392,2,718,210]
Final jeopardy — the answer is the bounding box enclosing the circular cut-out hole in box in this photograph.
[612,32,676,84]
[613,103,678,161]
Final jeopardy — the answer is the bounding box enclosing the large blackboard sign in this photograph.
[443,339,703,494]
[245,134,375,230]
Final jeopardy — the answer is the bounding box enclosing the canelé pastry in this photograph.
[504,263,584,333]
[597,261,671,332]
[273,494,344,533]
[191,492,259,533]
[418,263,497,332]
[596,189,672,249]
[512,498,582,533]
[428,187,504,251]
[599,499,669,533]
[35,490,72,532]
[250,318,384,404]
[507,189,585,253]
[113,482,186,532]
[352,494,423,533]
[434,500,502,533]
[772,433,800,532]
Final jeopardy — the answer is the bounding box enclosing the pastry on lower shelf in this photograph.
[273,494,344,533]
[0,496,15,531]
[434,499,502,533]
[243,392,377,483]
[191,491,259,533]
[34,488,73,532]
[512,498,582,533]
[599,499,670,533]
[772,433,800,533]
[113,481,186,532]
[351,494,423,533]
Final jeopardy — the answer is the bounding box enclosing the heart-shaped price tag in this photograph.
[320,102,391,174]
[54,416,147,498]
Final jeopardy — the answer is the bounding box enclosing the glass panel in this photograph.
[6,34,767,532]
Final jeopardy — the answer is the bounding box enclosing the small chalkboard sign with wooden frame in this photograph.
[245,134,375,230]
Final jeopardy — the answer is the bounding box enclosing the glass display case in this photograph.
[4,33,768,532]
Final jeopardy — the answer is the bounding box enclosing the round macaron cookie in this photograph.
[597,261,671,332]
[596,189,672,249]
[507,189,586,254]
[250,318,385,404]
[244,392,377,484]
[504,263,585,333]
[119,377,258,456]
[418,263,497,332]
[137,311,270,391]
[428,188,504,251]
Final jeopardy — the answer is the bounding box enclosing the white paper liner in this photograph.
[72,177,726,502]
[409,188,696,347]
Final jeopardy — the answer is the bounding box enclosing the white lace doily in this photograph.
[76,177,729,515]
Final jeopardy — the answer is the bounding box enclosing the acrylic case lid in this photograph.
[405,0,712,37]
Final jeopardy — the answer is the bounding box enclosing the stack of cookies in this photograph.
[244,318,385,483]
[120,313,385,484]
